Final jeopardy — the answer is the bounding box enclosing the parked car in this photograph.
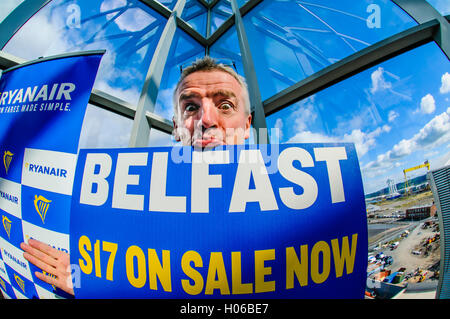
[384,256,393,265]
[390,242,399,250]
[376,252,385,260]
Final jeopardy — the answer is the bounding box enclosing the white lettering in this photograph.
[112,152,148,211]
[79,153,112,206]
[229,150,278,213]
[314,147,347,204]
[278,147,318,210]
[191,150,229,213]
[149,152,186,213]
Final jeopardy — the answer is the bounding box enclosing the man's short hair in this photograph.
[172,56,251,120]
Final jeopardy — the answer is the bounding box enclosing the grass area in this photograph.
[373,191,433,209]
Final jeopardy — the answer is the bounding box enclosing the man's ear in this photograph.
[244,114,252,140]
[172,117,181,142]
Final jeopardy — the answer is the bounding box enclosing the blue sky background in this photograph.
[1,0,449,195]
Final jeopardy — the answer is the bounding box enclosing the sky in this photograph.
[1,0,449,196]
[267,42,450,195]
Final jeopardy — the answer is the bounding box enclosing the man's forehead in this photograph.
[177,70,243,94]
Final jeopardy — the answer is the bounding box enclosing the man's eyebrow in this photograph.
[178,90,237,101]
[210,89,237,99]
[179,92,201,101]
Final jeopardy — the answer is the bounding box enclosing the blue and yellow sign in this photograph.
[70,143,368,298]
[0,51,103,299]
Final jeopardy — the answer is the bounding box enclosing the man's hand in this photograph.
[20,239,74,296]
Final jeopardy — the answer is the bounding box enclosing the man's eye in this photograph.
[219,102,233,110]
[184,103,199,112]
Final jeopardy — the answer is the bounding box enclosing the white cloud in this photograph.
[290,96,317,132]
[287,124,390,158]
[363,108,450,176]
[419,94,436,114]
[440,72,450,94]
[388,110,398,122]
[414,107,450,148]
[273,118,284,141]
[370,67,392,94]
[100,0,155,32]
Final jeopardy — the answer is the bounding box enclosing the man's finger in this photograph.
[20,242,57,267]
[27,239,60,259]
[35,272,74,296]
[23,251,57,276]
[35,271,59,287]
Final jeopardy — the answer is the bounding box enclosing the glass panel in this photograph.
[78,104,133,150]
[153,29,205,120]
[209,25,245,77]
[426,0,450,16]
[181,0,208,36]
[267,42,450,199]
[0,0,24,23]
[156,0,177,10]
[243,0,418,101]
[236,0,249,8]
[3,0,167,106]
[210,0,232,34]
[148,128,177,146]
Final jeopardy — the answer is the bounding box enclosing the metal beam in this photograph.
[129,0,186,147]
[0,0,51,49]
[0,50,25,70]
[175,16,208,46]
[140,0,172,19]
[206,0,262,47]
[230,0,268,144]
[145,111,174,134]
[393,0,450,59]
[263,19,440,116]
[89,89,136,120]
[91,90,174,135]
[141,0,208,47]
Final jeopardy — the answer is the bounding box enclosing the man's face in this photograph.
[173,70,252,148]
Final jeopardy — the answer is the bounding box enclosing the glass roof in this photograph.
[3,0,167,105]
[181,0,208,36]
[243,0,417,100]
[426,0,450,16]
[266,41,450,195]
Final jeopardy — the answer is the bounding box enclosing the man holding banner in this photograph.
[19,56,368,299]
[20,56,255,297]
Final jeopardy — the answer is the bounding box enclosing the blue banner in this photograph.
[70,143,368,299]
[0,52,103,299]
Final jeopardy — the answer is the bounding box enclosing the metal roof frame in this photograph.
[0,0,449,143]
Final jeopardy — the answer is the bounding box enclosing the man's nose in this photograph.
[198,99,218,129]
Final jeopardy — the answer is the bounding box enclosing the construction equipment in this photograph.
[403,160,430,195]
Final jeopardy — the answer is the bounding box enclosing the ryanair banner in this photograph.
[0,51,103,299]
[70,143,368,298]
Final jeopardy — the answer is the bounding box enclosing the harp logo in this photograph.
[14,273,25,293]
[42,271,57,290]
[3,151,13,174]
[0,277,5,292]
[2,215,12,238]
[34,195,51,224]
